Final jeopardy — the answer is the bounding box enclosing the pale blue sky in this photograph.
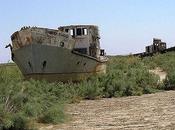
[0,0,175,63]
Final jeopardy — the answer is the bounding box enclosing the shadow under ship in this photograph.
[10,25,108,82]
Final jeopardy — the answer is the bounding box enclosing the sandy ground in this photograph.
[40,91,175,130]
[149,67,167,82]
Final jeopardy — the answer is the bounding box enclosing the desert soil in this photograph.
[40,90,175,130]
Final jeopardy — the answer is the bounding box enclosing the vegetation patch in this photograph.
[0,52,175,129]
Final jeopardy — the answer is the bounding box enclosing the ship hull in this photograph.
[13,44,106,82]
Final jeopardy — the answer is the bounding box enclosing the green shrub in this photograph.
[11,113,28,130]
[1,52,175,129]
[163,70,175,90]
[39,104,65,124]
[0,111,29,130]
[100,56,159,97]
[78,78,103,100]
[0,70,67,129]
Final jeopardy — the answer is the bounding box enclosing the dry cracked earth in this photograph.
[40,91,175,130]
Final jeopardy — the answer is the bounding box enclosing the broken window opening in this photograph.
[76,28,82,36]
[83,28,88,35]
[70,29,75,36]
[100,49,105,56]
[74,48,87,54]
[65,29,69,33]
[48,31,57,35]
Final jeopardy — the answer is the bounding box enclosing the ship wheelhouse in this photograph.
[58,25,105,58]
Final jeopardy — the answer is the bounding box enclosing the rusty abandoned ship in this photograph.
[9,25,108,82]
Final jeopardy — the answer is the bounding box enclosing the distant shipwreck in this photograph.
[133,38,175,57]
[9,25,108,82]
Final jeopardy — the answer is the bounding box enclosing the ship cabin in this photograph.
[58,25,105,58]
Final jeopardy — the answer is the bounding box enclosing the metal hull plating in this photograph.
[13,44,106,82]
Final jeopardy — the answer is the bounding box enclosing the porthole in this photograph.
[42,60,47,69]
[28,61,32,69]
[60,42,64,47]
[77,61,80,65]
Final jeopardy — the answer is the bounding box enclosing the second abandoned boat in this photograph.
[10,25,108,82]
